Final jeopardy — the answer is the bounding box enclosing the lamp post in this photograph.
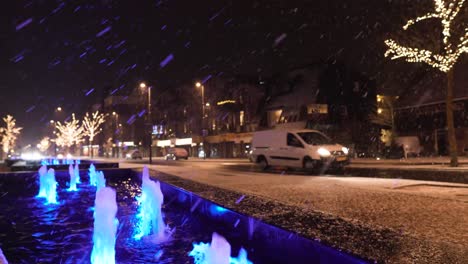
[196,82,206,159]
[112,112,120,158]
[140,82,152,164]
[50,120,57,156]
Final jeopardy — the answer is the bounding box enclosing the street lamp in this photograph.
[195,81,206,159]
[140,82,153,164]
[56,107,62,112]
[111,112,120,158]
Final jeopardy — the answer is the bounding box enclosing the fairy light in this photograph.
[385,0,467,72]
[54,113,84,148]
[83,111,107,143]
[0,115,22,154]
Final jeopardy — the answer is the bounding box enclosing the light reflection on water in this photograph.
[0,177,222,263]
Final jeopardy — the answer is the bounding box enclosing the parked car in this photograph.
[126,149,143,159]
[394,136,423,158]
[165,147,189,160]
[250,129,349,172]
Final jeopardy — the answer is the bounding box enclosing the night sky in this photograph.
[0,0,463,145]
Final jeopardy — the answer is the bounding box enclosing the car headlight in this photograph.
[317,148,331,157]
[342,147,349,155]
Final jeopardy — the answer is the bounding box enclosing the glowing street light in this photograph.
[56,107,62,112]
[195,81,206,159]
[139,82,152,164]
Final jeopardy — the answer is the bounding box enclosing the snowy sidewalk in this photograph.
[350,156,468,165]
[347,157,468,184]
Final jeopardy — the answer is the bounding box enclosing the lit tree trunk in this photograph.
[446,68,458,167]
[90,139,93,158]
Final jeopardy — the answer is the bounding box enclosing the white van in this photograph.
[250,129,349,171]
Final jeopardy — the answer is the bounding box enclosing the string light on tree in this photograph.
[384,0,467,167]
[385,0,467,72]
[53,113,84,148]
[83,111,107,157]
[37,137,51,153]
[0,115,22,154]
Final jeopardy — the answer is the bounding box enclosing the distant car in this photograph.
[126,150,143,159]
[165,147,189,160]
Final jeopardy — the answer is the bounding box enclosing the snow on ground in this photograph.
[119,160,468,251]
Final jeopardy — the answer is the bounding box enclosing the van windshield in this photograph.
[297,132,332,145]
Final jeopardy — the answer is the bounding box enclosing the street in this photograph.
[102,157,468,254]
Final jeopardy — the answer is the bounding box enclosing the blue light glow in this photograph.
[209,204,228,216]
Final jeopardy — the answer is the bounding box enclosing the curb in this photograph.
[344,167,468,184]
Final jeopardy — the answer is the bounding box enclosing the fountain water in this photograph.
[91,187,118,264]
[44,168,58,204]
[89,164,97,186]
[134,167,171,241]
[37,165,48,198]
[68,164,78,191]
[0,247,8,264]
[96,171,106,191]
[74,163,81,184]
[189,232,253,264]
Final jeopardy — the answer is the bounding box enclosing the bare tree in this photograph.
[0,115,22,156]
[385,0,467,166]
[83,111,107,157]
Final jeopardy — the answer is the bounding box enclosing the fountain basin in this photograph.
[0,169,366,263]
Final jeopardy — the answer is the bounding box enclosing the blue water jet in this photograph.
[189,232,253,264]
[134,166,171,241]
[91,187,118,264]
[44,168,58,204]
[68,164,78,191]
[74,163,81,184]
[89,164,97,186]
[37,165,48,198]
[96,171,106,191]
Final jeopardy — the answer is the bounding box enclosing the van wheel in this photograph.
[303,158,317,173]
[257,156,269,171]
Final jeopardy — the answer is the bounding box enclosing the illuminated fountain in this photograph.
[96,171,106,191]
[74,163,81,184]
[134,167,171,241]
[89,164,97,186]
[44,168,58,204]
[0,247,8,264]
[37,165,47,198]
[189,232,253,264]
[68,164,78,191]
[91,187,118,264]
